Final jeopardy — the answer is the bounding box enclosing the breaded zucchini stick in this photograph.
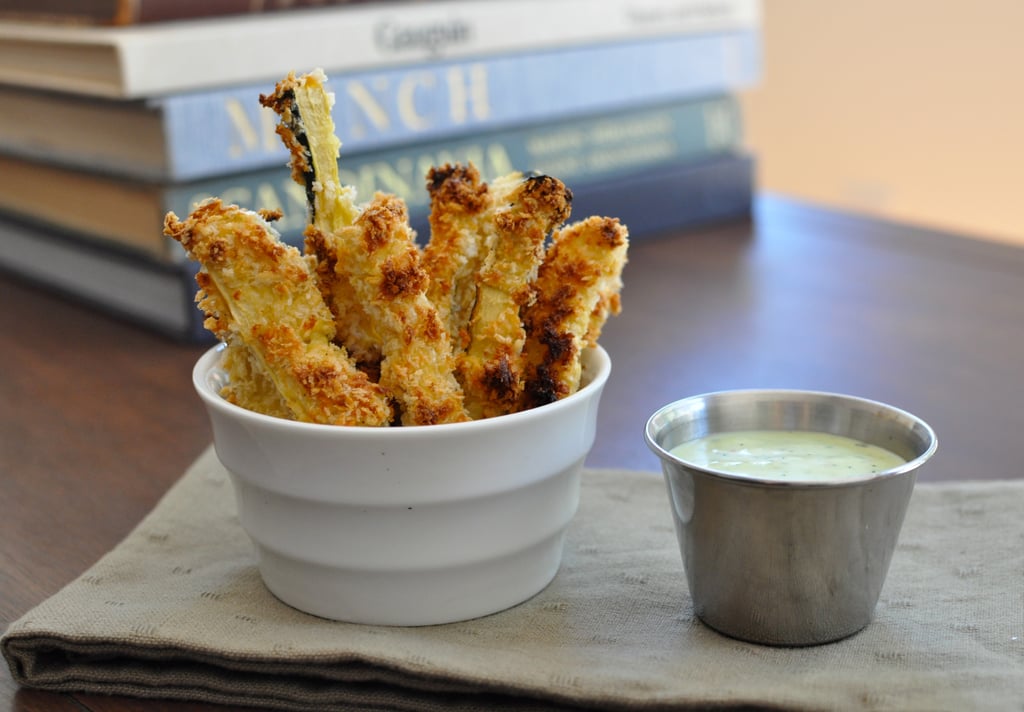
[259,69,357,230]
[266,69,467,425]
[164,199,393,426]
[219,338,294,419]
[521,216,628,409]
[260,70,379,367]
[421,163,491,352]
[458,172,572,419]
[310,194,469,425]
[180,242,290,418]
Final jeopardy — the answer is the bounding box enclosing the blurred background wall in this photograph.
[740,0,1023,245]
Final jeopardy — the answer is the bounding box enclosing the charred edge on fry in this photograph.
[521,174,573,215]
[426,164,490,213]
[524,307,576,407]
[259,87,317,218]
[482,355,517,404]
[289,102,318,215]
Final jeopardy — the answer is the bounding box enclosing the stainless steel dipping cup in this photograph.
[644,389,937,646]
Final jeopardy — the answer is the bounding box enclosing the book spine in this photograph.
[0,212,206,342]
[565,153,755,240]
[161,30,759,181]
[167,151,753,267]
[0,0,372,25]
[116,0,759,98]
[128,0,375,25]
[0,154,752,343]
[165,95,745,252]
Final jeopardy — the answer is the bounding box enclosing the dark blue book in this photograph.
[0,153,754,342]
[0,214,205,342]
[565,153,755,241]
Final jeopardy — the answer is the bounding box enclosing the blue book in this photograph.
[0,154,754,342]
[0,95,745,260]
[565,153,755,242]
[0,30,760,182]
[169,95,746,253]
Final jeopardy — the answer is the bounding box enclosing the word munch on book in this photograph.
[175,96,745,246]
[0,29,760,182]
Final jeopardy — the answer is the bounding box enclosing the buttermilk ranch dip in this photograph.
[669,430,906,482]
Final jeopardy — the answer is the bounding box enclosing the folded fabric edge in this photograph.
[2,633,667,712]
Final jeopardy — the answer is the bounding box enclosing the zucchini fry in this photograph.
[265,69,466,425]
[187,247,291,417]
[310,193,469,425]
[421,163,491,352]
[458,172,573,419]
[260,70,379,367]
[163,199,393,426]
[259,69,357,230]
[521,216,628,409]
[219,337,294,419]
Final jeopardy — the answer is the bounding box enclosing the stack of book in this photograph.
[0,0,761,341]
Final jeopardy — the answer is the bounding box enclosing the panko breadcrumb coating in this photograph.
[421,163,491,352]
[308,193,468,425]
[218,338,293,419]
[163,68,627,426]
[163,199,392,426]
[260,69,380,369]
[456,172,573,419]
[265,71,466,425]
[522,216,629,408]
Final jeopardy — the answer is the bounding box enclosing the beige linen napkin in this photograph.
[3,446,1023,712]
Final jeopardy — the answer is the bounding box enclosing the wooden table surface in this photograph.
[2,196,1023,711]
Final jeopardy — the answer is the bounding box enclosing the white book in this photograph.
[0,0,761,98]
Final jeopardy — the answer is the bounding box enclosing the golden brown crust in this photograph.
[262,71,468,424]
[167,69,628,427]
[163,199,393,426]
[583,219,628,345]
[456,172,573,419]
[521,216,628,408]
[219,337,294,419]
[313,192,469,425]
[421,163,491,352]
[258,73,312,193]
[262,70,378,366]
[304,228,382,368]
[259,69,359,230]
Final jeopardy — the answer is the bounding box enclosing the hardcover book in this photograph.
[0,154,755,342]
[0,0,761,98]
[0,96,745,260]
[0,215,203,341]
[0,0,373,26]
[0,30,760,181]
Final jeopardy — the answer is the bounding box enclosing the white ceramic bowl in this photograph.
[192,344,611,625]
